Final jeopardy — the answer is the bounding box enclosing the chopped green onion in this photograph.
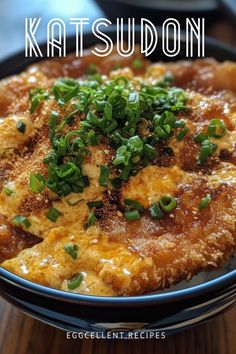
[95,100,106,112]
[124,210,141,220]
[154,125,171,139]
[46,207,63,222]
[127,136,143,155]
[154,112,176,138]
[198,140,217,164]
[132,155,141,164]
[16,120,26,134]
[198,144,210,163]
[87,200,104,209]
[3,187,14,196]
[67,273,83,290]
[49,111,59,129]
[85,212,98,228]
[162,111,176,128]
[120,164,132,181]
[59,183,73,196]
[103,119,118,133]
[52,78,79,105]
[110,177,122,189]
[87,130,101,146]
[83,175,90,187]
[31,72,188,197]
[176,127,189,141]
[64,244,78,260]
[175,120,186,128]
[12,215,31,229]
[143,144,156,160]
[160,195,177,212]
[194,132,208,143]
[124,199,143,211]
[149,203,164,219]
[113,146,131,166]
[99,165,109,186]
[30,173,45,193]
[198,194,211,211]
[29,88,49,113]
[104,101,112,120]
[59,162,78,178]
[208,119,226,138]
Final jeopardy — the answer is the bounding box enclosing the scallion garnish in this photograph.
[87,130,102,146]
[85,212,98,228]
[194,132,208,143]
[149,203,164,219]
[143,144,156,161]
[153,111,176,139]
[124,210,141,221]
[29,73,188,197]
[110,177,122,189]
[198,194,211,211]
[198,140,217,164]
[53,78,79,105]
[29,88,49,113]
[67,273,83,290]
[99,166,110,186]
[87,201,104,209]
[208,119,226,138]
[175,120,186,128]
[46,207,63,222]
[113,145,131,166]
[104,101,113,120]
[30,173,45,193]
[16,120,26,134]
[124,199,143,211]
[64,244,78,260]
[49,111,59,129]
[12,215,31,229]
[3,187,14,196]
[160,195,177,212]
[176,127,189,141]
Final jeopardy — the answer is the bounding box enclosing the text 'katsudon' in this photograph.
[0,49,235,296]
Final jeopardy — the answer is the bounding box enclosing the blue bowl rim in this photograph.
[1,266,236,306]
[0,26,236,307]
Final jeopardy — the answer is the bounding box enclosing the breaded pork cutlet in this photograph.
[0,49,235,296]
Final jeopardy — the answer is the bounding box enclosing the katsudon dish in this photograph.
[0,48,235,296]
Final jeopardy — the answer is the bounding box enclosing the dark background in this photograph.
[0,0,236,61]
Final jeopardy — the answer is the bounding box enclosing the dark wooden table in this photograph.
[0,298,236,354]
